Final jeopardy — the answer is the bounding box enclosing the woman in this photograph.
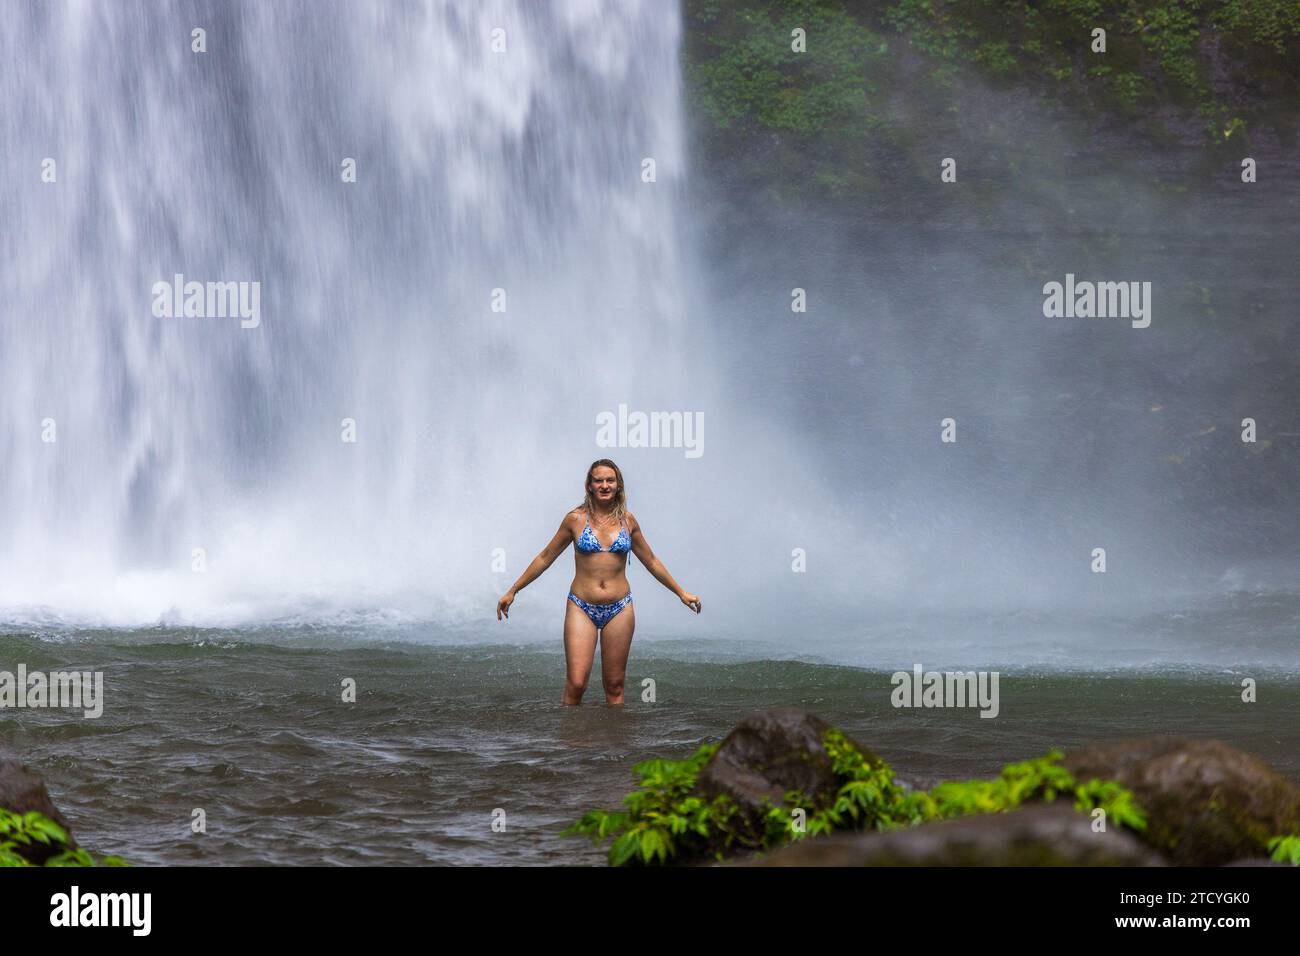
[496,459,701,705]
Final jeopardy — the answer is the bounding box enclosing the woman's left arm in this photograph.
[627,514,701,613]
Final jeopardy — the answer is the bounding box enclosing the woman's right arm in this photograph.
[497,516,575,620]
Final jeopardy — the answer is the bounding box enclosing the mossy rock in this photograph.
[1062,737,1300,865]
[745,803,1165,866]
[694,708,888,845]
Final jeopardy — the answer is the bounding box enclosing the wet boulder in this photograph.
[1061,737,1300,866]
[747,802,1165,866]
[696,709,873,812]
[0,757,77,865]
[693,708,891,853]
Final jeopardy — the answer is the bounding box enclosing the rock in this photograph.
[0,758,77,865]
[746,803,1166,866]
[692,709,889,853]
[1221,858,1287,867]
[659,709,920,864]
[695,709,878,814]
[1061,737,1300,866]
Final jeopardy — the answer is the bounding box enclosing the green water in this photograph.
[1,630,1296,865]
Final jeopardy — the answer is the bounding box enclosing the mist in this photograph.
[1,1,1296,670]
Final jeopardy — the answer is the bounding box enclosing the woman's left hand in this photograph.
[680,592,701,614]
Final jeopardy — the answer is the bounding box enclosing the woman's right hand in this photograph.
[497,591,516,620]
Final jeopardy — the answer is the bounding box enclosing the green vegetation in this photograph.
[684,0,1300,202]
[565,728,1147,866]
[688,0,881,136]
[0,808,127,867]
[1267,834,1300,865]
[562,743,736,865]
[685,0,888,198]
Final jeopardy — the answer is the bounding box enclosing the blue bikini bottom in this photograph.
[567,591,632,629]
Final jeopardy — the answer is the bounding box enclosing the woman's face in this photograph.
[589,466,619,504]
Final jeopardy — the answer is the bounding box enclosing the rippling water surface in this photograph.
[3,594,1297,866]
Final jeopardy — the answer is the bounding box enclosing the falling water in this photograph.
[0,0,745,627]
[2,2,1297,673]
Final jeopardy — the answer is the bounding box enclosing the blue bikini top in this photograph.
[576,513,631,554]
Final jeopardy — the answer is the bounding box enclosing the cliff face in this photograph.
[683,0,1300,220]
[678,1,1300,560]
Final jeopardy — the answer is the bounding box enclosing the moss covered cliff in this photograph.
[683,0,1300,208]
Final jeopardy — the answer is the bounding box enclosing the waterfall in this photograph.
[2,1,1295,672]
[0,0,728,626]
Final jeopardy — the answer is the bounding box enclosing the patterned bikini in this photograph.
[568,514,633,628]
